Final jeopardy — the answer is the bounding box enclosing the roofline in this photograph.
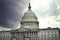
[38,28,60,30]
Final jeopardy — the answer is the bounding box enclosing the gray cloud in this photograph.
[0,0,29,29]
[56,20,60,22]
[49,0,60,16]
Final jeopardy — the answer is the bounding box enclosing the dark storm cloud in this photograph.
[0,0,29,29]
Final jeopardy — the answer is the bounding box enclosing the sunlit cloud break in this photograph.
[30,0,60,28]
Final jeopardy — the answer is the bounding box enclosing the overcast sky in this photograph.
[0,0,60,30]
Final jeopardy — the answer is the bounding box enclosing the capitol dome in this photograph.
[21,3,39,29]
[22,3,37,21]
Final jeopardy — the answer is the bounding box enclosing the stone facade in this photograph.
[0,31,11,40]
[0,28,60,40]
[0,3,60,40]
[38,28,60,40]
[11,28,38,40]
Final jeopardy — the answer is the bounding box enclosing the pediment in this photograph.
[15,27,30,32]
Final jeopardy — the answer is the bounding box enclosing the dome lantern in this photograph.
[28,3,31,10]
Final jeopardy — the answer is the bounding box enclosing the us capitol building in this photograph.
[0,3,60,40]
